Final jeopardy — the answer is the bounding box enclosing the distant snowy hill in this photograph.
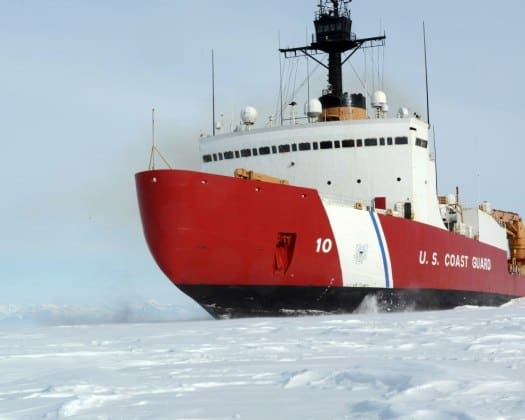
[0,301,210,325]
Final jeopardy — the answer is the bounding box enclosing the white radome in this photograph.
[372,90,387,107]
[305,98,322,118]
[241,106,257,125]
[398,107,409,118]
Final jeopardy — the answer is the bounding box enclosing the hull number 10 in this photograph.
[316,238,333,253]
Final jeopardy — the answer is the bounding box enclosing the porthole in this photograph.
[397,177,402,182]
[357,179,362,184]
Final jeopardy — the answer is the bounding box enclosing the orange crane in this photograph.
[492,209,525,274]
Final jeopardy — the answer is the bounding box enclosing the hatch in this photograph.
[274,232,297,275]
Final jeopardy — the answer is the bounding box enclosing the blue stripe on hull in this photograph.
[369,212,390,288]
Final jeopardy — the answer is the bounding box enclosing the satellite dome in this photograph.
[304,98,322,118]
[398,107,409,118]
[371,90,387,107]
[241,106,257,125]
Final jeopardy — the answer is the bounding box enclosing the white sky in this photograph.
[2,0,525,305]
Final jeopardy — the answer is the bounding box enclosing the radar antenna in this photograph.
[280,1,385,118]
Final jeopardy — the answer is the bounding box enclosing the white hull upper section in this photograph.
[323,201,393,288]
[463,208,508,254]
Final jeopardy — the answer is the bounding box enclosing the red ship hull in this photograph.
[136,169,525,317]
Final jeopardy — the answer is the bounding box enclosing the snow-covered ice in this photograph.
[1,300,525,419]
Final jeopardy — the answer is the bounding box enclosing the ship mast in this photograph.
[280,0,385,120]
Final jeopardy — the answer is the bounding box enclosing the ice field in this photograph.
[1,299,525,419]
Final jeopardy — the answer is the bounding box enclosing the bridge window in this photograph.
[218,152,223,160]
[235,151,240,158]
[364,138,378,147]
[356,139,363,147]
[313,142,319,150]
[342,139,355,148]
[203,154,212,163]
[224,151,234,159]
[416,138,428,148]
[320,141,333,149]
[395,136,409,145]
[272,146,277,154]
[252,148,258,156]
[259,146,270,155]
[334,140,340,148]
[241,149,251,157]
[387,137,393,145]
[291,143,297,152]
[379,137,385,146]
[299,142,311,151]
[279,144,290,153]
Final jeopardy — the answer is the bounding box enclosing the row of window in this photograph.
[203,136,427,163]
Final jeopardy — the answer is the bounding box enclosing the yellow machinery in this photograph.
[234,168,289,185]
[492,210,525,274]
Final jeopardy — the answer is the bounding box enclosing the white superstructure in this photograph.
[199,116,444,228]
